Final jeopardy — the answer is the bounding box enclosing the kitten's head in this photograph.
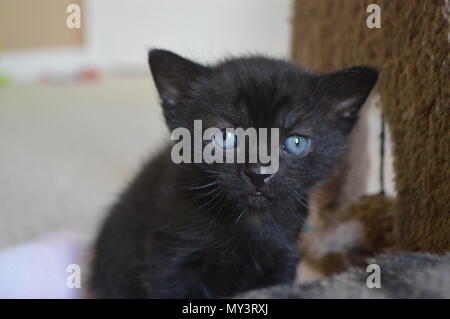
[149,49,378,212]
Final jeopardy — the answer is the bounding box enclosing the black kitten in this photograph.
[90,50,378,298]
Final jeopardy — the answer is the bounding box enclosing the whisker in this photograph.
[184,181,220,190]
[192,185,221,199]
[235,208,247,224]
[194,186,223,212]
[286,196,305,224]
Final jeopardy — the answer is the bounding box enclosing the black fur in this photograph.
[90,50,378,298]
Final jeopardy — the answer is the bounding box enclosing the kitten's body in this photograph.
[91,148,301,298]
[90,51,378,298]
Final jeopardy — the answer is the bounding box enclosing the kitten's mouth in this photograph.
[248,190,271,203]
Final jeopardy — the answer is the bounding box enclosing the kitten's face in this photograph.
[149,50,378,211]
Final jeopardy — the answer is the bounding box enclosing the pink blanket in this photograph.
[0,231,89,298]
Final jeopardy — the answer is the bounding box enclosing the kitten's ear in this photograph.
[318,66,378,122]
[148,49,209,105]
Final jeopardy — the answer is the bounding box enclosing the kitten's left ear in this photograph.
[148,49,210,106]
[318,66,379,121]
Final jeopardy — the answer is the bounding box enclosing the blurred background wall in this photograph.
[0,0,292,248]
[0,0,292,82]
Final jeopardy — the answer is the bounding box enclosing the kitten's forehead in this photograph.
[208,59,316,129]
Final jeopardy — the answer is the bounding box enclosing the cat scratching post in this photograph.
[292,0,450,259]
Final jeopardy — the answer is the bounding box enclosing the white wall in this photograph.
[0,0,292,82]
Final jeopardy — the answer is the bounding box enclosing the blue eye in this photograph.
[212,129,237,149]
[283,135,310,155]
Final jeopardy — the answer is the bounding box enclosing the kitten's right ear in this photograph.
[318,66,379,121]
[148,49,209,106]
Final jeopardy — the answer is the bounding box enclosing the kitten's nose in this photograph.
[244,166,273,188]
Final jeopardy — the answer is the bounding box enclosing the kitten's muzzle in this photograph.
[243,166,274,189]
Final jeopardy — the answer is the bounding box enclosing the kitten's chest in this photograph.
[197,232,298,296]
